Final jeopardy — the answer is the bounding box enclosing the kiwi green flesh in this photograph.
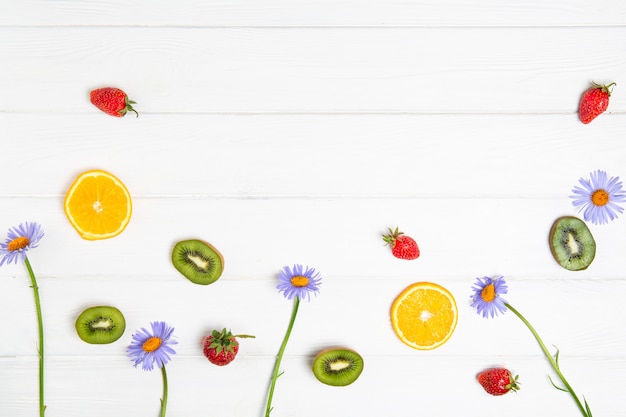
[75,306,126,344]
[312,348,364,386]
[549,216,596,271]
[172,239,224,285]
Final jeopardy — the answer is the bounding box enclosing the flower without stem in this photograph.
[470,276,592,417]
[570,169,626,225]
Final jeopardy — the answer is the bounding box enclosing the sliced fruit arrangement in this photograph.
[578,82,615,124]
[477,367,520,396]
[75,305,126,344]
[90,87,138,117]
[382,227,420,260]
[64,169,132,240]
[549,216,596,271]
[391,282,458,350]
[201,328,255,366]
[312,348,364,386]
[172,239,224,285]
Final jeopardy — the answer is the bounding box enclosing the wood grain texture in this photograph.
[1,1,625,417]
[3,0,626,27]
[0,28,625,113]
[2,114,626,196]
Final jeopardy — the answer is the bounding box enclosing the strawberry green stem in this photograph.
[264,297,300,417]
[160,365,168,417]
[592,81,616,94]
[25,256,45,417]
[505,303,591,417]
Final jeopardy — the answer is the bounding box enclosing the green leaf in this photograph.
[553,345,561,368]
[585,398,593,417]
[547,375,568,392]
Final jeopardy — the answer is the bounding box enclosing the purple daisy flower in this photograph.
[0,222,45,266]
[276,264,322,301]
[570,170,626,225]
[470,276,508,318]
[127,321,177,371]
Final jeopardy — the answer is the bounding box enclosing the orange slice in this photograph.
[391,282,458,350]
[64,169,132,240]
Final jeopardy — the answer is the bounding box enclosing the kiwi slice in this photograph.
[172,239,224,285]
[312,348,364,386]
[75,306,126,344]
[549,216,596,271]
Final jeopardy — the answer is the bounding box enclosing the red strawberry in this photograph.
[382,227,420,260]
[201,328,255,366]
[477,367,520,396]
[578,82,616,124]
[90,87,138,117]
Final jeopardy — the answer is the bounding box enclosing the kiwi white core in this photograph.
[187,253,210,271]
[91,319,113,329]
[565,232,581,255]
[329,359,352,372]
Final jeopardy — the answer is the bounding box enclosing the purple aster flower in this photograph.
[470,276,508,318]
[570,169,626,225]
[0,222,45,266]
[276,264,322,301]
[127,321,177,371]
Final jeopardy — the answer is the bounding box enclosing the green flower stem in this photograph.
[265,297,300,417]
[25,256,45,417]
[160,365,168,417]
[505,302,590,417]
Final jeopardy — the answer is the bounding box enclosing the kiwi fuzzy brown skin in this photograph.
[75,306,126,344]
[312,347,364,387]
[172,239,224,285]
[549,216,596,271]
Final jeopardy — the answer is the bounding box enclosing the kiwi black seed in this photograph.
[312,348,364,386]
[172,239,224,285]
[75,306,126,344]
[549,216,596,271]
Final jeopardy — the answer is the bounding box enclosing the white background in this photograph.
[1,1,626,416]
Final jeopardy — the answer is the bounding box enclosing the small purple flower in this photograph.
[276,264,322,301]
[0,222,44,266]
[127,321,177,371]
[470,276,508,318]
[570,170,626,225]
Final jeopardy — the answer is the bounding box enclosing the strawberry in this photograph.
[382,227,420,260]
[90,87,138,117]
[477,367,520,396]
[578,82,616,124]
[201,328,255,366]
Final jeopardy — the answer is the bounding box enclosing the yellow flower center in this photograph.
[591,189,609,207]
[291,276,309,287]
[142,337,162,353]
[7,236,29,251]
[481,283,496,303]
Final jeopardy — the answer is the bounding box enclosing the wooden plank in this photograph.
[2,114,625,197]
[2,274,625,358]
[2,0,626,27]
[0,28,624,113]
[1,197,625,281]
[0,356,620,417]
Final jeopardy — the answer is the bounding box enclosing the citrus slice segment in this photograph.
[64,169,132,240]
[391,282,458,350]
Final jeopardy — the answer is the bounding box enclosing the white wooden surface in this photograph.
[1,1,625,416]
